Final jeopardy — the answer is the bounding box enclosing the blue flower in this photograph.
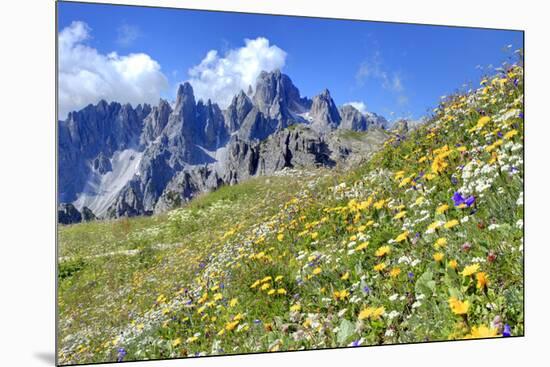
[363,285,371,295]
[351,339,362,347]
[408,271,414,279]
[503,324,512,337]
[117,348,127,362]
[452,191,465,206]
[452,191,475,207]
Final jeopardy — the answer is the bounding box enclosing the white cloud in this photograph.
[58,21,168,119]
[116,23,141,47]
[344,101,368,114]
[355,51,408,107]
[187,37,287,108]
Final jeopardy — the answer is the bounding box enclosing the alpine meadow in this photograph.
[57,4,524,365]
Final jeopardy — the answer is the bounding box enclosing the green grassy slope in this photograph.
[58,63,523,364]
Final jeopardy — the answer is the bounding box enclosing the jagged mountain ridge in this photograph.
[58,69,393,222]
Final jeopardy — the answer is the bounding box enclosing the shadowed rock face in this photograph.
[58,69,397,221]
[58,203,82,224]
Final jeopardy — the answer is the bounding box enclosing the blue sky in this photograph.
[58,1,523,120]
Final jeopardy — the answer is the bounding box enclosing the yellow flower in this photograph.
[504,129,518,140]
[476,272,489,290]
[473,116,491,131]
[393,210,407,220]
[448,297,470,315]
[431,156,448,174]
[261,276,272,283]
[277,288,287,295]
[225,320,240,331]
[355,241,369,251]
[274,275,283,282]
[371,306,385,319]
[333,289,350,301]
[187,336,198,343]
[433,252,445,262]
[448,259,458,270]
[390,267,401,278]
[444,219,460,229]
[229,298,238,307]
[213,293,223,301]
[394,170,406,180]
[373,199,386,209]
[434,237,447,248]
[427,221,442,231]
[358,306,385,320]
[260,283,271,291]
[424,173,436,181]
[415,197,425,205]
[418,156,427,163]
[461,263,480,277]
[464,325,499,339]
[311,232,319,240]
[436,204,449,214]
[358,307,372,320]
[312,267,322,275]
[290,304,301,312]
[172,338,181,347]
[395,230,409,242]
[341,272,350,280]
[399,177,412,188]
[250,280,260,289]
[375,245,391,257]
[267,289,275,295]
[277,233,284,241]
[374,263,386,272]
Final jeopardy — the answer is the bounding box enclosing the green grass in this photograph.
[58,64,524,365]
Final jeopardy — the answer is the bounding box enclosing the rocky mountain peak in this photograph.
[309,88,341,132]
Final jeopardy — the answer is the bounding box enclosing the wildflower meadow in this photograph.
[58,61,523,364]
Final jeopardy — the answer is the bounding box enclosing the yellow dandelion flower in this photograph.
[172,338,181,347]
[312,267,322,275]
[358,307,373,320]
[395,230,409,242]
[187,336,198,343]
[448,297,470,315]
[444,219,460,229]
[333,289,350,301]
[355,241,369,251]
[415,197,425,205]
[464,325,499,339]
[225,320,240,332]
[393,210,407,220]
[436,204,449,214]
[390,267,401,278]
[504,129,518,140]
[434,237,447,248]
[274,275,283,282]
[433,252,445,262]
[250,280,260,289]
[427,221,442,231]
[261,276,272,283]
[448,259,458,270]
[371,306,385,319]
[311,232,319,240]
[375,245,391,257]
[213,293,223,301]
[290,304,301,312]
[374,262,386,272]
[461,263,480,277]
[260,283,271,291]
[341,272,350,280]
[229,298,238,307]
[277,233,284,241]
[277,288,287,295]
[476,272,489,290]
[431,156,448,174]
[267,289,276,295]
